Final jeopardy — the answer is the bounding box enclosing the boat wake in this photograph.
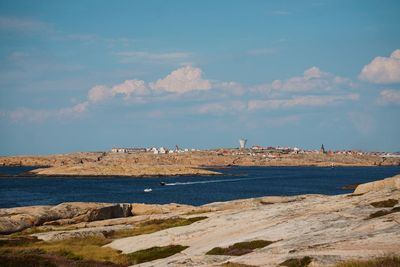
[164,176,264,186]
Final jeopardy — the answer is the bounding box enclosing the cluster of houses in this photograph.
[111,147,198,154]
[111,142,399,158]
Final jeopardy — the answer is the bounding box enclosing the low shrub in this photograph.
[110,216,207,239]
[279,256,312,267]
[335,255,400,267]
[126,245,188,265]
[206,240,273,256]
[0,254,56,267]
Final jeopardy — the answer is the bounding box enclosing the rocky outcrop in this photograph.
[354,174,400,194]
[1,151,399,177]
[131,203,194,215]
[32,225,133,241]
[0,202,132,234]
[106,189,400,267]
[28,163,220,177]
[2,174,400,266]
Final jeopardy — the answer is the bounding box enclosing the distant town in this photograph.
[111,138,400,158]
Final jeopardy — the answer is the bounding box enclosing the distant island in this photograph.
[1,146,399,177]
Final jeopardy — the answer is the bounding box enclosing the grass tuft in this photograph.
[335,256,400,267]
[0,217,204,266]
[279,256,312,267]
[109,216,207,239]
[0,254,56,267]
[370,199,398,208]
[0,236,129,265]
[184,209,213,215]
[206,240,273,256]
[126,245,188,265]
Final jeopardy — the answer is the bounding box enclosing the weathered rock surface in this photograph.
[131,203,194,215]
[2,174,400,266]
[354,174,400,194]
[0,202,132,234]
[29,163,219,177]
[105,175,400,267]
[32,225,133,241]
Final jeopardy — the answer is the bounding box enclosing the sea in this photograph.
[0,166,399,208]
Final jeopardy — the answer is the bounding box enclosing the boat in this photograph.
[144,188,152,192]
[159,182,166,186]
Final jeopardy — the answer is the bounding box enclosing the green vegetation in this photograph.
[0,216,207,266]
[184,209,213,215]
[126,245,188,265]
[370,199,398,208]
[0,254,56,267]
[369,207,400,219]
[206,240,273,256]
[109,216,207,239]
[0,236,128,265]
[279,256,312,267]
[335,256,400,267]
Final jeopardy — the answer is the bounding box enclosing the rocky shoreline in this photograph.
[1,174,399,266]
[1,151,399,178]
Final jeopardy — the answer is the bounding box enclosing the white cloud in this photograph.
[0,16,50,32]
[88,85,111,103]
[379,89,400,105]
[111,80,147,98]
[8,108,51,122]
[303,66,323,79]
[359,49,400,84]
[248,94,359,111]
[115,51,191,63]
[257,66,355,93]
[5,101,89,122]
[59,101,89,115]
[151,66,211,93]
[215,81,245,95]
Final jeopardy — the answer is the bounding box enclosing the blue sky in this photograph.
[0,0,399,155]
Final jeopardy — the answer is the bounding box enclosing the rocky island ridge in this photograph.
[1,150,399,177]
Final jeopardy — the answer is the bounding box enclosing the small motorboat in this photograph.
[159,182,166,186]
[144,188,152,192]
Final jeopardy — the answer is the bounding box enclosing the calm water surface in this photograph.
[0,166,399,208]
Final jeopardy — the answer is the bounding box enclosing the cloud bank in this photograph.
[256,66,355,93]
[359,49,400,84]
[150,66,211,93]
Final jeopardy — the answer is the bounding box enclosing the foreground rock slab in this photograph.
[106,176,400,266]
[0,202,133,234]
[1,175,400,266]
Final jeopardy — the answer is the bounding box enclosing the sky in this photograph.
[0,0,399,155]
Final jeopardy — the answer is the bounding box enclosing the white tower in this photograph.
[239,138,247,149]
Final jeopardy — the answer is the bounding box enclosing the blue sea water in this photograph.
[0,166,399,208]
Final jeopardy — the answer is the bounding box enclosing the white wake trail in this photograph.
[165,176,264,186]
